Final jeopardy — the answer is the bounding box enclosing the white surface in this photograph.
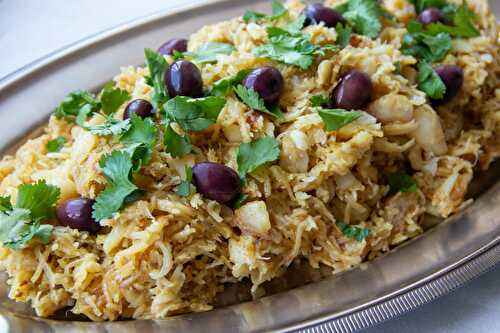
[1,1,499,332]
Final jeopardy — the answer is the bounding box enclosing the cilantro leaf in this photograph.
[0,208,53,249]
[88,119,131,136]
[120,115,157,171]
[164,96,226,131]
[287,13,306,33]
[243,0,288,23]
[317,108,362,131]
[0,196,12,213]
[75,104,131,137]
[336,0,383,38]
[16,180,60,221]
[336,222,369,241]
[418,61,446,99]
[243,11,267,23]
[402,21,452,62]
[270,0,288,18]
[176,165,195,197]
[394,61,402,74]
[254,27,322,70]
[185,42,235,64]
[163,124,192,158]
[210,68,253,97]
[409,0,447,13]
[426,2,480,38]
[234,85,284,120]
[46,136,66,153]
[92,150,141,221]
[336,23,352,48]
[388,172,417,193]
[237,137,280,177]
[0,181,59,249]
[145,48,169,109]
[53,90,99,121]
[172,50,185,61]
[99,82,131,115]
[310,95,330,107]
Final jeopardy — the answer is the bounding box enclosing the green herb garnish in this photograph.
[120,115,157,171]
[403,21,452,63]
[418,61,446,99]
[253,27,335,70]
[336,0,383,39]
[176,165,195,197]
[92,150,143,221]
[145,48,169,109]
[163,124,192,158]
[185,42,235,64]
[237,137,280,177]
[243,0,288,23]
[336,222,370,241]
[210,69,253,97]
[53,91,99,121]
[317,108,362,131]
[0,180,60,249]
[233,85,284,120]
[46,136,66,153]
[310,95,330,107]
[388,172,418,193]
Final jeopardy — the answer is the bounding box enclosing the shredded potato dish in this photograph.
[0,0,498,321]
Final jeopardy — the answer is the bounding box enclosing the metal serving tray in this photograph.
[0,1,499,332]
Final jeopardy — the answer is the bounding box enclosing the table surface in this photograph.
[1,1,499,332]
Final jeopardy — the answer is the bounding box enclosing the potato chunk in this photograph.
[235,201,271,237]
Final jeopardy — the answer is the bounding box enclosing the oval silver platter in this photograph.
[0,1,499,332]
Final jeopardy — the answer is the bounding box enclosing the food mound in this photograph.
[0,0,498,321]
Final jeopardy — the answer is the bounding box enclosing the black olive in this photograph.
[331,70,373,110]
[192,162,241,203]
[56,197,100,233]
[243,66,284,105]
[417,8,448,25]
[304,3,345,28]
[123,99,154,119]
[433,65,464,104]
[158,38,188,56]
[164,60,203,98]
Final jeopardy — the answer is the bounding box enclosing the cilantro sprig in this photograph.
[161,96,226,158]
[176,165,196,197]
[418,61,446,99]
[145,48,169,109]
[388,172,418,193]
[243,0,288,23]
[0,180,60,249]
[317,108,362,131]
[234,85,284,120]
[53,91,99,121]
[185,42,235,64]
[120,115,158,171]
[254,27,337,70]
[55,81,132,137]
[310,95,330,107]
[336,222,369,241]
[425,2,480,38]
[403,21,452,63]
[210,69,253,97]
[336,0,383,39]
[237,137,280,177]
[46,136,66,153]
[92,150,143,221]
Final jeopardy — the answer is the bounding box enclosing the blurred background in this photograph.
[1,1,500,332]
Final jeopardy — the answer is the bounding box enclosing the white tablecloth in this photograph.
[1,1,499,332]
